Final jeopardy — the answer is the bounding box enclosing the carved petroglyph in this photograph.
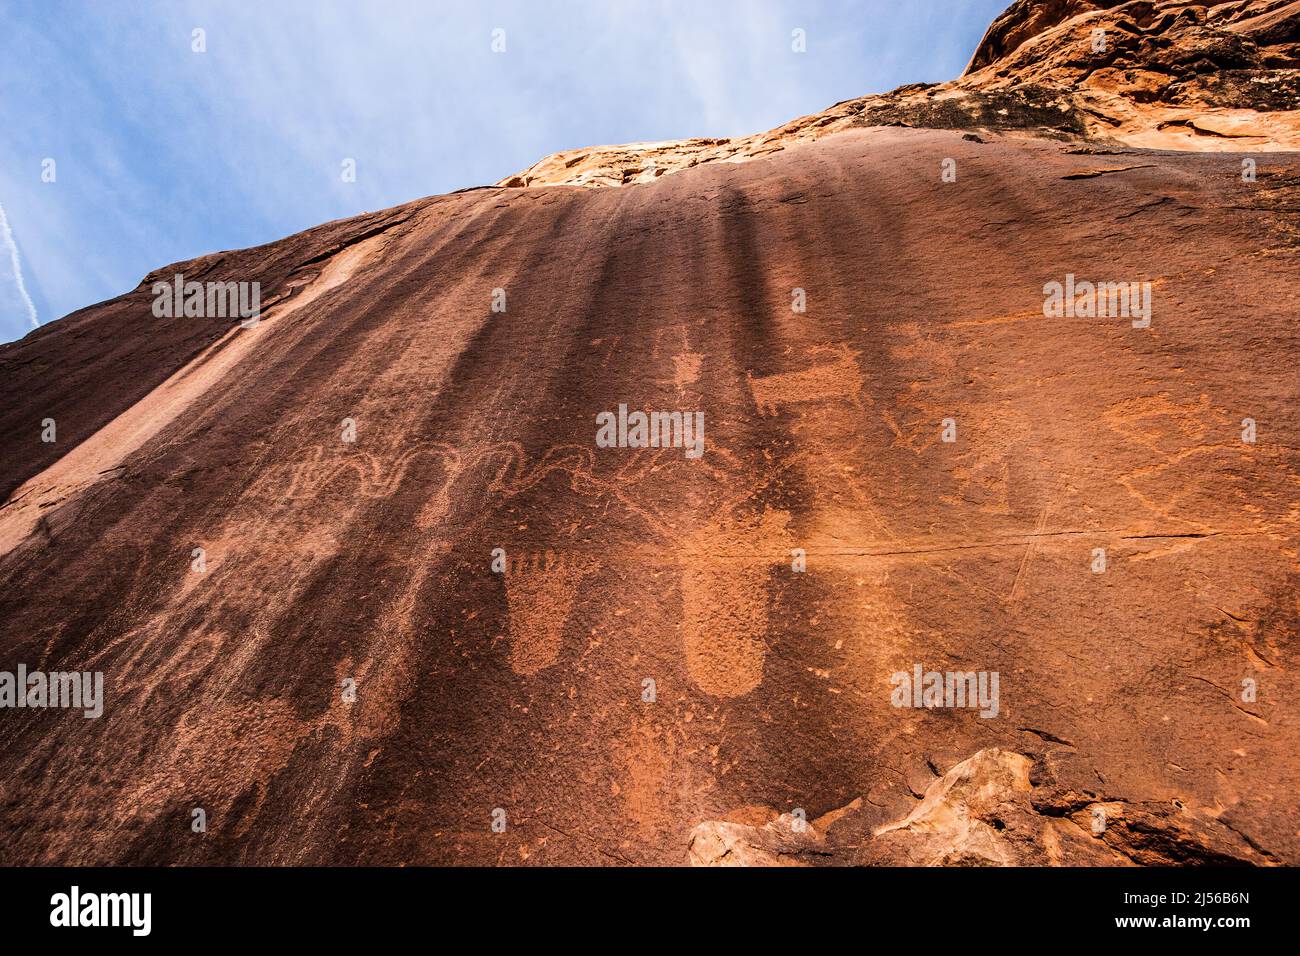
[1102,395,1259,526]
[747,344,866,418]
[1103,393,1212,458]
[673,352,702,391]
[615,716,679,840]
[277,441,461,501]
[484,443,597,498]
[679,509,794,698]
[503,551,596,675]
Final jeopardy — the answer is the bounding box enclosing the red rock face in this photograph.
[1,4,1297,867]
[964,0,1131,74]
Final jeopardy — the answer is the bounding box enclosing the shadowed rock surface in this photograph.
[1,2,1297,866]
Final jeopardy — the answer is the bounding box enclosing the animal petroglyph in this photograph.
[1103,393,1212,457]
[484,443,596,498]
[280,442,460,501]
[747,345,866,418]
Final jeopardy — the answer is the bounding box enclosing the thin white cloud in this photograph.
[0,199,39,329]
[0,0,1005,343]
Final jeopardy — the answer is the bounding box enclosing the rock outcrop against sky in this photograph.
[0,0,1297,866]
[502,0,1300,187]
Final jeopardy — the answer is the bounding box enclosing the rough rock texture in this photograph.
[501,0,1300,189]
[1,3,1298,867]
[693,746,1287,865]
[687,811,829,866]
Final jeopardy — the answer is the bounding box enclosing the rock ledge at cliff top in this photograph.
[500,0,1300,188]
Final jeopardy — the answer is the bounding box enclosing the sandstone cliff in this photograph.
[0,1,1296,866]
[501,0,1300,188]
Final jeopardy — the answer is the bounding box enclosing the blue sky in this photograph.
[0,0,1007,344]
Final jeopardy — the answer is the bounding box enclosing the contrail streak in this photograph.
[0,199,39,329]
